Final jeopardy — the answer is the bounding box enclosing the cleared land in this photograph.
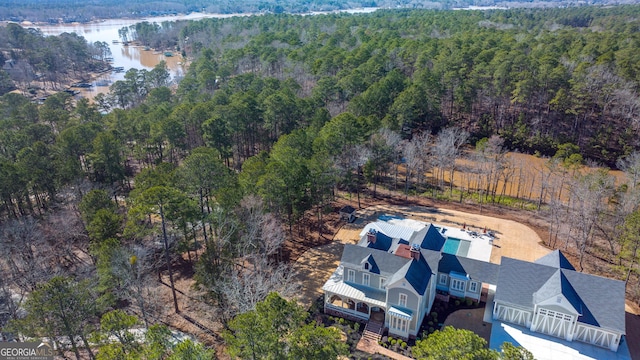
[293,203,549,309]
[291,201,640,360]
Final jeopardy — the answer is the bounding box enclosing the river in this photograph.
[29,8,379,99]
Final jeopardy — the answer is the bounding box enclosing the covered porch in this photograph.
[323,266,387,322]
[324,293,387,322]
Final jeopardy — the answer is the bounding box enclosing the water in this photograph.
[442,238,461,255]
[29,8,379,99]
[34,17,194,99]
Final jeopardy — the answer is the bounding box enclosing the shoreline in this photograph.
[4,7,380,28]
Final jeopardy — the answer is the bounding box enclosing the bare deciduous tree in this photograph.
[402,133,430,198]
[110,245,161,329]
[565,170,615,271]
[0,218,59,293]
[431,127,469,194]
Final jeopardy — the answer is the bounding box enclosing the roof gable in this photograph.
[495,256,626,333]
[418,224,446,251]
[534,250,576,271]
[533,270,582,315]
[387,257,432,296]
[495,257,564,309]
[341,244,409,276]
[360,254,380,274]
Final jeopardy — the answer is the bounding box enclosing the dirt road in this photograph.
[293,203,549,309]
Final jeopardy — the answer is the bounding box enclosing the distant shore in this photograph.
[4,7,380,28]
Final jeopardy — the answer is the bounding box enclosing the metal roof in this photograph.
[322,266,387,308]
[388,306,413,320]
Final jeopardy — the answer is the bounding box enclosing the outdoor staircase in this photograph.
[362,321,384,343]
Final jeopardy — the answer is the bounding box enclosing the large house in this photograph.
[322,217,626,353]
[323,218,499,339]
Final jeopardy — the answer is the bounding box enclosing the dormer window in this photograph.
[364,263,369,270]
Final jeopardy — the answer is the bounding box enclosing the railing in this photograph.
[325,303,370,321]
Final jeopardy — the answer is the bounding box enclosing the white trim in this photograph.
[363,273,370,287]
[347,269,355,283]
[451,278,465,292]
[380,277,386,289]
[532,308,574,340]
[469,281,478,293]
[388,306,412,320]
[575,323,620,351]
[494,303,532,327]
[389,315,409,335]
[386,278,421,298]
[439,273,447,285]
[399,293,407,307]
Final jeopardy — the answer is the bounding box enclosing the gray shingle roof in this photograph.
[563,269,625,332]
[417,223,447,251]
[421,249,442,275]
[388,257,433,295]
[495,257,557,308]
[404,259,433,295]
[533,270,583,314]
[341,244,409,276]
[534,250,576,271]
[495,256,625,333]
[343,244,434,296]
[438,253,500,284]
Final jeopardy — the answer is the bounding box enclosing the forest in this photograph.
[2,5,640,359]
[1,0,374,23]
[0,0,630,23]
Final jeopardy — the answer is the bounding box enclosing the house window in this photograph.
[364,263,369,270]
[451,279,466,292]
[380,277,386,289]
[439,274,447,285]
[363,273,370,287]
[390,316,408,333]
[469,281,478,293]
[347,269,355,283]
[399,293,407,307]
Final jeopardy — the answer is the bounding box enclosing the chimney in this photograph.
[410,244,421,261]
[367,230,376,244]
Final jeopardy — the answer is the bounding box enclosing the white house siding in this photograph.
[574,323,621,352]
[494,303,533,327]
[530,308,575,341]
